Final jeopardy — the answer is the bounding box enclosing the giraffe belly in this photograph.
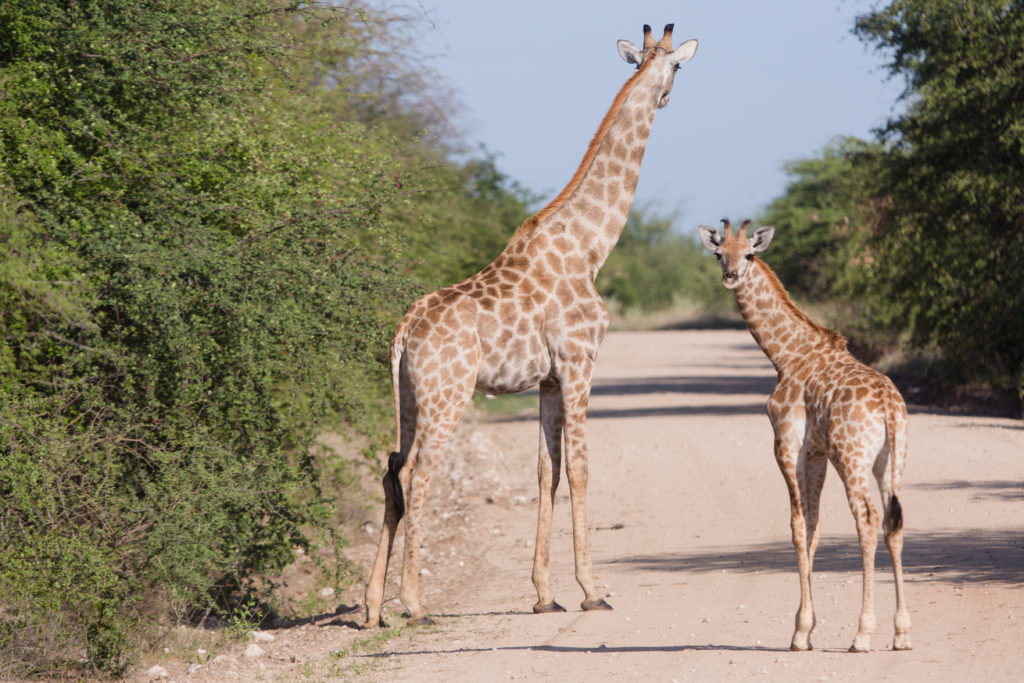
[474,355,551,395]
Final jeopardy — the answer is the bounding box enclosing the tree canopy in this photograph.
[853,0,1024,385]
[761,0,1024,398]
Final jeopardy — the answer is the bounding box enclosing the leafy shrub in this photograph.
[0,1,413,675]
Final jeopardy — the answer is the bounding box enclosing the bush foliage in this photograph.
[761,0,1024,400]
[0,0,525,675]
[853,0,1024,388]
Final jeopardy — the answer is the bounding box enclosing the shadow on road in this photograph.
[608,528,1024,584]
[589,375,777,398]
[357,641,783,659]
[489,373,775,421]
[911,479,1024,501]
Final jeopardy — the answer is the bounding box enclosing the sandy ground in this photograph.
[143,329,1024,682]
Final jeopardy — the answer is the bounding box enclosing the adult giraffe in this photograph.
[362,24,698,628]
[699,219,912,653]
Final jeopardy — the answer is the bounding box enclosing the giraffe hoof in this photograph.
[893,637,913,651]
[533,601,567,614]
[581,598,613,611]
[359,618,386,630]
[789,642,812,652]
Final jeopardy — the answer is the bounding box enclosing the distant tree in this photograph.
[758,137,887,300]
[597,206,732,315]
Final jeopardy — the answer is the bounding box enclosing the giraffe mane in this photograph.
[509,57,654,243]
[755,257,848,351]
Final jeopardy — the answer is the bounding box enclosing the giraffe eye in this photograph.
[745,253,754,261]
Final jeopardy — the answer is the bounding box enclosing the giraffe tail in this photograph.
[382,319,412,522]
[883,399,906,534]
[384,450,407,522]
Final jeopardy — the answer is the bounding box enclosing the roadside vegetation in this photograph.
[0,0,1020,677]
[0,1,524,676]
[760,0,1024,412]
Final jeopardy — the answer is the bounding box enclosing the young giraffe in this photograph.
[361,24,698,629]
[699,219,912,653]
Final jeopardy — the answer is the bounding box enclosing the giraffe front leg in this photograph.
[777,440,816,651]
[788,496,816,651]
[560,362,611,613]
[532,379,566,614]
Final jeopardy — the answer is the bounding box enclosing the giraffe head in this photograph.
[699,219,775,289]
[617,24,698,108]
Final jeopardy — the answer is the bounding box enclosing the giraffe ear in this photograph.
[698,225,722,251]
[750,226,775,252]
[670,39,698,65]
[617,39,643,66]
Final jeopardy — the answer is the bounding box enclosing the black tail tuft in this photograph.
[383,451,407,522]
[885,495,903,533]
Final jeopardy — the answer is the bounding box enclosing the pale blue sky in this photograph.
[410,0,904,229]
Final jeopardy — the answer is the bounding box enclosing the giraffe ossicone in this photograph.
[360,23,698,629]
[699,219,912,653]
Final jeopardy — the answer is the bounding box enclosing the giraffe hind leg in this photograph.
[884,494,912,650]
[362,449,411,628]
[847,486,879,653]
[876,434,911,651]
[362,344,420,628]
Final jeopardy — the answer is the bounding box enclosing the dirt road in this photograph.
[160,329,1024,681]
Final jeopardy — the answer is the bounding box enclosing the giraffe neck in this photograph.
[733,258,846,372]
[507,62,662,279]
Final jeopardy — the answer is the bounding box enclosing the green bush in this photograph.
[0,1,413,675]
